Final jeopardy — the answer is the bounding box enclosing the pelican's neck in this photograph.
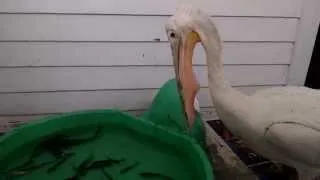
[202,35,229,93]
[201,27,250,108]
[200,26,255,136]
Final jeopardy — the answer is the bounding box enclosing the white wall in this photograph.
[0,0,315,132]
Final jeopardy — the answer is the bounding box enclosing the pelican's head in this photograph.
[165,4,221,127]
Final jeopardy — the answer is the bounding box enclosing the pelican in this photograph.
[166,5,320,179]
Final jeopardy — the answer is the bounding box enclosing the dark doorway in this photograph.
[305,24,320,89]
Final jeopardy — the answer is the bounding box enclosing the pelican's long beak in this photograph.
[172,32,200,128]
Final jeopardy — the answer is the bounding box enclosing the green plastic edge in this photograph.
[142,78,207,150]
[0,78,214,180]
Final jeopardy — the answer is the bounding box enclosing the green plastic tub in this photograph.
[0,79,214,180]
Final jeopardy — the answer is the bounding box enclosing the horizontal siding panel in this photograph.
[0,108,219,133]
[0,15,298,42]
[0,89,155,115]
[0,0,301,17]
[0,86,271,115]
[0,116,39,132]
[0,65,288,92]
[0,109,218,123]
[0,42,293,66]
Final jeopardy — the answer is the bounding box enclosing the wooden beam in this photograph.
[205,123,258,179]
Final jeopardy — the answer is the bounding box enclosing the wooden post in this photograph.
[205,123,259,180]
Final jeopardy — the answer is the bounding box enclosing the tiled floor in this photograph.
[207,120,296,180]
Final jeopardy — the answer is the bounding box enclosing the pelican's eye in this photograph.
[170,32,176,38]
[167,30,178,40]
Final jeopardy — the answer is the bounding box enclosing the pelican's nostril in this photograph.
[170,32,176,38]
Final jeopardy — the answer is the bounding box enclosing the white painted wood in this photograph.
[0,65,288,92]
[0,85,278,130]
[201,108,219,122]
[287,0,320,85]
[204,122,258,179]
[0,108,218,133]
[0,0,303,138]
[0,111,142,132]
[0,15,298,42]
[0,90,155,114]
[0,0,301,17]
[0,42,293,66]
[0,86,273,115]
[0,116,37,132]
[0,115,45,123]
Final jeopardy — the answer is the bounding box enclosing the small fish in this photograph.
[8,171,28,176]
[139,172,174,180]
[120,162,139,174]
[101,169,113,180]
[86,158,124,170]
[68,154,93,180]
[47,153,74,173]
[8,160,55,177]
[42,126,102,158]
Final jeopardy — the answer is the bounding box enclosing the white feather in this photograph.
[194,93,200,112]
[169,5,320,179]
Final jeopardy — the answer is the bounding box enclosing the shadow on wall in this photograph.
[305,24,320,89]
